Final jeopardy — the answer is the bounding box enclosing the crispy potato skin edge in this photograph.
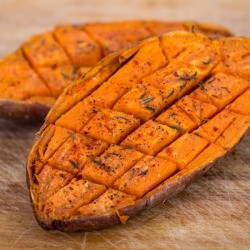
[26,128,249,232]
[0,100,51,121]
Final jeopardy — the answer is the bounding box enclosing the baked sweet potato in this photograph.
[26,31,250,232]
[0,21,232,120]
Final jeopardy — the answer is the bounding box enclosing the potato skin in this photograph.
[27,128,248,232]
[0,99,51,121]
[0,21,233,121]
[26,31,249,232]
[33,149,226,232]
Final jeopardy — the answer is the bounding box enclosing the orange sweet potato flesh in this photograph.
[26,32,250,232]
[0,20,232,120]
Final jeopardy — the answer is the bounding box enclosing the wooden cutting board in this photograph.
[0,0,249,249]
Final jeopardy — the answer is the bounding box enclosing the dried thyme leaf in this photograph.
[141,96,155,105]
[201,118,209,124]
[138,169,148,176]
[198,81,207,92]
[61,72,69,79]
[168,112,177,118]
[92,159,105,167]
[109,152,121,157]
[67,131,76,140]
[202,58,213,65]
[179,82,187,91]
[221,86,230,93]
[140,87,147,99]
[113,115,129,121]
[166,89,175,99]
[69,160,80,169]
[145,106,156,113]
[194,132,202,137]
[168,125,182,132]
[179,71,197,81]
[207,77,216,84]
[61,68,78,80]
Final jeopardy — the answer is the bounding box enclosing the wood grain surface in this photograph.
[0,0,249,249]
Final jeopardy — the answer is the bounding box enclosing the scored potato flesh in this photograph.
[27,32,250,231]
[0,21,232,120]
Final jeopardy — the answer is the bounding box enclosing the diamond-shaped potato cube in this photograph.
[157,133,208,169]
[79,145,144,186]
[192,109,237,143]
[56,103,99,132]
[160,32,210,60]
[82,109,140,144]
[48,133,108,174]
[36,165,73,203]
[113,85,166,121]
[84,21,151,55]
[84,81,129,108]
[0,50,50,100]
[189,73,249,111]
[121,120,180,155]
[37,65,79,97]
[38,125,72,161]
[167,38,220,72]
[152,35,220,81]
[215,115,250,150]
[23,32,70,67]
[188,81,211,104]
[44,178,106,220]
[212,38,250,81]
[77,188,136,216]
[185,144,226,172]
[156,105,197,133]
[90,37,167,90]
[176,96,217,125]
[113,156,177,198]
[54,25,102,67]
[227,89,250,115]
[142,66,200,98]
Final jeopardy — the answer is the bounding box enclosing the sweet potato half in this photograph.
[0,21,232,120]
[27,31,250,232]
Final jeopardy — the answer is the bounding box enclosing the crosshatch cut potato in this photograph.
[0,20,232,120]
[26,31,250,232]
